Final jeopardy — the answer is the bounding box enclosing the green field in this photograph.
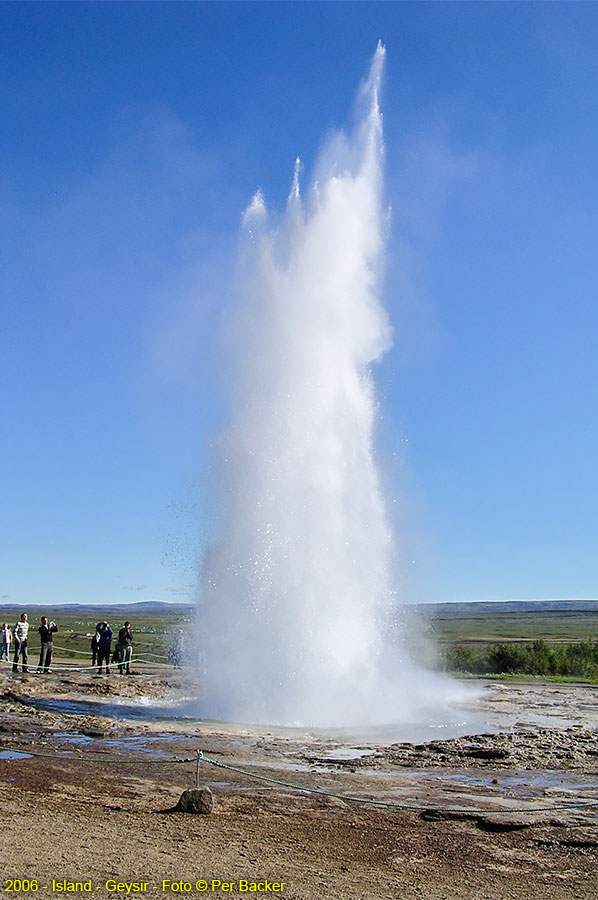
[420,605,598,680]
[426,609,598,645]
[4,602,598,678]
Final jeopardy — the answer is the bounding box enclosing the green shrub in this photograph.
[441,637,598,679]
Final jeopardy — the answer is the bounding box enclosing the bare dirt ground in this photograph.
[2,664,598,899]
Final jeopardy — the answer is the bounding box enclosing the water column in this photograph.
[199,45,435,726]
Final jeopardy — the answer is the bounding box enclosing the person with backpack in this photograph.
[96,622,113,675]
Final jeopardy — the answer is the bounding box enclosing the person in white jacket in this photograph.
[12,612,29,673]
[0,623,11,661]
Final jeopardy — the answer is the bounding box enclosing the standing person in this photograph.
[170,629,183,669]
[37,616,58,673]
[96,622,113,675]
[0,623,11,662]
[12,612,29,673]
[116,621,133,675]
[90,625,101,668]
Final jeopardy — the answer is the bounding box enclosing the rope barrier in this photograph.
[194,750,598,815]
[51,645,171,661]
[4,747,196,765]
[51,645,101,656]
[5,743,598,816]
[129,652,171,661]
[2,641,171,664]
[0,655,177,673]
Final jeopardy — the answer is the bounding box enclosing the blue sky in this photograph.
[2,2,597,607]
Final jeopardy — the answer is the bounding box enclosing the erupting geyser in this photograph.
[199,44,456,727]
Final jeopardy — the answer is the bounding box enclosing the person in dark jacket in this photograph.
[37,616,58,673]
[116,621,133,675]
[96,622,113,674]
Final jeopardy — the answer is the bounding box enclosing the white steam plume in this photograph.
[198,44,456,727]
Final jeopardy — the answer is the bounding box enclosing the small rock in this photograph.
[464,747,510,760]
[175,788,214,815]
[420,809,534,832]
[317,796,347,809]
[475,814,536,833]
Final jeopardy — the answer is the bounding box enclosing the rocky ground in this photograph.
[1,666,598,899]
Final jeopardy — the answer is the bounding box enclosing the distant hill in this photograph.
[419,599,598,615]
[2,597,597,617]
[0,601,194,614]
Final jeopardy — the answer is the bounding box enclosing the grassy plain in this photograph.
[4,603,598,673]
[427,608,598,645]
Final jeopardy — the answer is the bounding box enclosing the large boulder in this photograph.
[175,788,214,815]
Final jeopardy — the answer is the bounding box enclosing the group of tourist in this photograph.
[90,620,133,675]
[1,613,185,675]
[1,614,134,675]
[0,612,57,674]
